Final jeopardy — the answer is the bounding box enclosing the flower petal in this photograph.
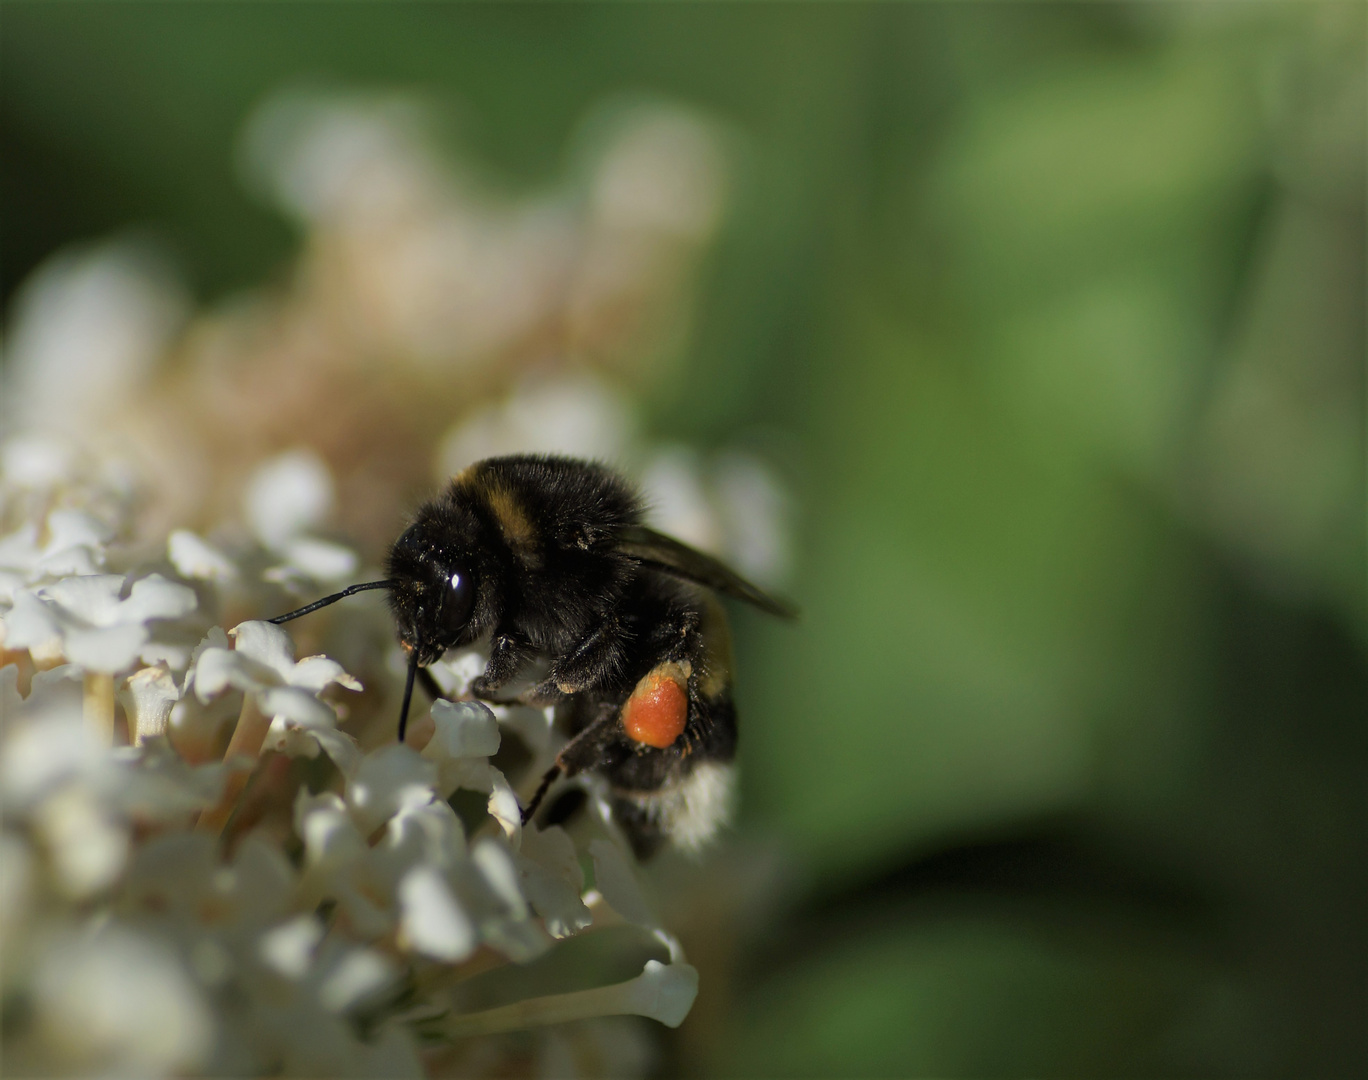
[117,573,198,624]
[295,791,366,873]
[40,574,124,626]
[193,647,276,701]
[398,865,476,962]
[521,824,584,892]
[43,510,113,554]
[425,699,500,760]
[516,829,591,939]
[589,839,655,928]
[226,835,297,926]
[37,544,103,578]
[471,839,528,919]
[181,626,229,693]
[266,718,360,777]
[309,726,363,778]
[137,627,200,672]
[0,569,27,606]
[38,512,110,576]
[290,655,361,694]
[244,450,335,549]
[380,799,466,869]
[167,530,238,583]
[280,537,358,583]
[623,959,699,1028]
[317,947,397,1014]
[34,926,214,1073]
[434,758,522,842]
[229,620,297,682]
[427,647,488,697]
[259,915,325,980]
[264,717,323,759]
[1,590,63,653]
[486,769,523,843]
[33,784,129,897]
[98,738,231,821]
[0,523,42,574]
[346,744,438,835]
[62,622,148,674]
[257,685,337,729]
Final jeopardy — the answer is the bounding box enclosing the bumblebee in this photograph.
[271,454,794,857]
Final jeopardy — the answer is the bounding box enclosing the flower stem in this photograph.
[412,946,512,998]
[82,672,115,745]
[437,960,698,1038]
[196,695,269,834]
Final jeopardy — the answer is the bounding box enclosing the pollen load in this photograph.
[622,662,690,749]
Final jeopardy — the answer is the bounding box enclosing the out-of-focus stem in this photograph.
[196,695,269,834]
[413,946,512,997]
[440,981,633,1038]
[83,672,115,745]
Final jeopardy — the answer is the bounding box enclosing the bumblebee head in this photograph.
[265,488,497,743]
[384,522,478,666]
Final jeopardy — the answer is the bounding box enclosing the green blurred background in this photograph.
[3,3,1364,1076]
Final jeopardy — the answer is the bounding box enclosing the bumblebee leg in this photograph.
[520,707,621,823]
[641,603,701,669]
[531,617,626,699]
[471,631,535,698]
[521,764,562,825]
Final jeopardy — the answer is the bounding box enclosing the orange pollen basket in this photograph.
[621,668,689,749]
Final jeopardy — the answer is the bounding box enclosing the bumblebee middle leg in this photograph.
[520,700,621,824]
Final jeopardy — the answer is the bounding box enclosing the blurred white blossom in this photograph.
[587,104,728,239]
[34,925,214,1075]
[438,374,638,476]
[2,240,189,436]
[3,572,198,672]
[245,449,336,549]
[244,450,360,587]
[168,529,240,584]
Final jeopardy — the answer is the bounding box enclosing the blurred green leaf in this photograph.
[725,914,1264,1077]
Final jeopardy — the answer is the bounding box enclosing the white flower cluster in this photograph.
[0,445,697,1078]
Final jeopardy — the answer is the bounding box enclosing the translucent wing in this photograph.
[613,525,798,619]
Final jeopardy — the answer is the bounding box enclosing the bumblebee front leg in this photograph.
[471,631,536,699]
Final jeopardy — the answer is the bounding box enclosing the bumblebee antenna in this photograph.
[398,652,419,743]
[267,580,396,624]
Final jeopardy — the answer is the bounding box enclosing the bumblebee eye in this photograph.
[441,569,475,636]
